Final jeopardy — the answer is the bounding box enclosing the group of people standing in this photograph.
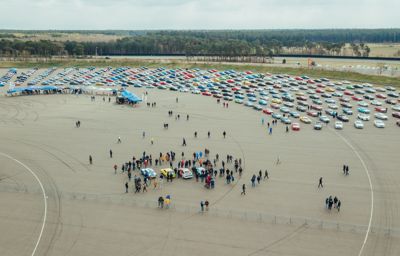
[325,195,341,212]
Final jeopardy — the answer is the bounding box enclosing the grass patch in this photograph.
[1,58,399,87]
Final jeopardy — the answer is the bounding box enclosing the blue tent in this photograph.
[121,90,142,103]
[7,85,58,94]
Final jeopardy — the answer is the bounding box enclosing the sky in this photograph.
[0,0,399,30]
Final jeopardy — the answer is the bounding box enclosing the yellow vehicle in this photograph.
[160,168,176,178]
[300,116,312,124]
[295,92,305,96]
[271,98,282,104]
[326,87,335,92]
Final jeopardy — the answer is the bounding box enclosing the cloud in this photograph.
[0,0,398,29]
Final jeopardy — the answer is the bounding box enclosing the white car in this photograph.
[392,105,400,111]
[178,168,193,179]
[327,104,338,109]
[334,121,343,130]
[358,101,369,107]
[374,113,388,120]
[191,89,201,94]
[374,120,385,128]
[371,100,382,106]
[354,120,364,129]
[357,114,370,121]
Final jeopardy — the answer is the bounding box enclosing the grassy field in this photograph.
[1,58,399,87]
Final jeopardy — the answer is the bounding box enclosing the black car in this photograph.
[337,114,349,122]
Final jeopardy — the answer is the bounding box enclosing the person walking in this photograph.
[343,164,346,175]
[158,196,164,208]
[125,182,128,193]
[114,164,117,174]
[200,201,204,212]
[182,138,186,146]
[117,136,121,143]
[241,184,246,195]
[264,169,269,180]
[208,131,210,138]
[176,97,178,103]
[89,155,93,165]
[223,131,226,138]
[269,127,272,135]
[205,200,209,211]
[262,118,264,125]
[337,200,341,212]
[318,177,323,188]
[251,175,256,187]
[345,166,349,176]
[257,175,261,184]
[109,150,113,158]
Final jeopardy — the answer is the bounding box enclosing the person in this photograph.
[205,200,209,211]
[114,164,117,174]
[262,118,264,125]
[208,131,210,138]
[241,184,246,195]
[176,97,178,103]
[182,138,186,146]
[194,131,197,138]
[143,131,145,138]
[200,201,204,212]
[89,155,93,165]
[251,175,256,187]
[343,164,346,174]
[187,114,189,121]
[269,127,272,135]
[325,197,329,209]
[318,177,323,188]
[151,138,154,145]
[125,182,128,193]
[264,169,269,180]
[117,136,121,143]
[158,196,164,208]
[153,179,158,189]
[143,182,147,192]
[109,150,113,158]
[257,175,261,184]
[223,131,226,138]
[345,165,349,176]
[337,200,341,212]
[286,126,289,133]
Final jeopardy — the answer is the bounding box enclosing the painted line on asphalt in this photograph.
[331,130,374,256]
[0,152,47,256]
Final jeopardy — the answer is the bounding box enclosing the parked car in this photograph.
[334,121,343,130]
[354,120,364,129]
[141,168,157,179]
[374,120,385,128]
[178,168,193,179]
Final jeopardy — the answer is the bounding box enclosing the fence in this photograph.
[1,183,398,237]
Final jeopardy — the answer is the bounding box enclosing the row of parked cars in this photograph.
[141,167,196,179]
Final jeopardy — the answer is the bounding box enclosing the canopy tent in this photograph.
[121,90,142,103]
[7,85,58,94]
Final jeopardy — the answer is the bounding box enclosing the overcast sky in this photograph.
[0,0,399,30]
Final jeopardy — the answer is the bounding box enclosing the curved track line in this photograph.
[0,152,48,256]
[330,129,374,256]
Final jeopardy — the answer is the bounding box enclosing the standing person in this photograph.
[176,97,178,103]
[109,150,113,158]
[125,182,128,193]
[117,136,122,143]
[182,138,186,146]
[187,114,189,121]
[114,164,118,174]
[251,175,256,187]
[151,138,154,145]
[345,166,349,176]
[343,165,346,175]
[241,184,246,195]
[269,127,272,135]
[264,169,269,180]
[223,131,226,138]
[208,131,210,138]
[158,196,164,208]
[262,118,264,125]
[318,177,323,188]
[142,182,147,193]
[257,175,261,184]
[89,155,93,165]
[200,201,204,212]
[194,131,197,138]
[205,200,209,211]
[337,200,341,212]
[143,131,146,138]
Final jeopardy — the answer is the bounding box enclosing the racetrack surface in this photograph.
[1,72,400,256]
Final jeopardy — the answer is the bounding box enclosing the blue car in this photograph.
[289,111,300,118]
[141,168,157,179]
[272,113,282,120]
[259,100,268,106]
[343,108,353,115]
[357,107,370,114]
[248,97,257,102]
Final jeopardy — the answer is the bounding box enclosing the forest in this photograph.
[0,29,399,59]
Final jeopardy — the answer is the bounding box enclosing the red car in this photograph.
[392,112,400,118]
[315,88,324,93]
[376,94,387,99]
[344,91,354,96]
[311,105,322,111]
[202,91,212,96]
[307,111,318,117]
[375,107,387,113]
[352,96,362,101]
[263,109,273,115]
[291,123,300,131]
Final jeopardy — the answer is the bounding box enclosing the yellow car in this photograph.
[326,87,335,92]
[295,92,305,96]
[160,168,176,178]
[271,98,282,104]
[300,116,312,124]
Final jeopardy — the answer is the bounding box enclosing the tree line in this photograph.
[1,29,400,59]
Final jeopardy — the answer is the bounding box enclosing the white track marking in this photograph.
[0,152,47,256]
[331,130,374,256]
